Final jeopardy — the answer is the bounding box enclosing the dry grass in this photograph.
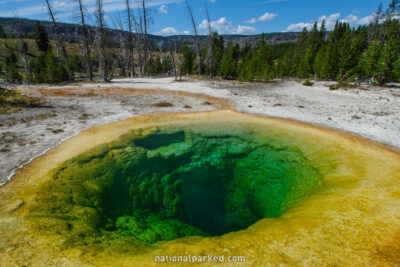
[0,88,42,114]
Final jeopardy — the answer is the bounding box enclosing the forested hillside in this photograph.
[0,0,398,86]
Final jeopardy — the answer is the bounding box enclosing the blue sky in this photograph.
[0,0,393,35]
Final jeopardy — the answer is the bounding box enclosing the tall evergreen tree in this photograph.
[376,20,400,84]
[218,42,239,79]
[5,51,21,83]
[182,45,195,75]
[360,41,382,80]
[35,22,50,53]
[0,25,6,39]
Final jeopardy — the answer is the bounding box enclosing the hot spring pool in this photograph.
[1,110,400,266]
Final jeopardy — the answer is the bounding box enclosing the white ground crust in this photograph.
[1,77,399,185]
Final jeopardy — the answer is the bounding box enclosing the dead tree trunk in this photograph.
[141,0,149,75]
[185,0,202,76]
[77,0,93,81]
[169,46,177,81]
[134,14,143,77]
[125,0,135,77]
[95,0,107,82]
[113,14,129,77]
[45,0,68,59]
[205,4,214,78]
[135,8,145,76]
[12,14,32,82]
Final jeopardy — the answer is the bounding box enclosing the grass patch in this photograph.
[0,88,42,114]
[329,85,340,91]
[302,80,314,86]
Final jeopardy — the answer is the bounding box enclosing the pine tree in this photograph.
[146,57,155,75]
[254,37,273,81]
[44,52,68,83]
[346,27,368,78]
[31,55,46,83]
[0,26,6,39]
[337,23,352,80]
[182,45,195,75]
[35,22,50,53]
[376,20,400,84]
[154,55,162,74]
[5,51,21,83]
[294,27,308,77]
[161,55,173,73]
[211,36,224,77]
[300,22,323,78]
[360,41,382,80]
[67,55,83,75]
[238,50,255,82]
[218,42,239,79]
[31,52,68,83]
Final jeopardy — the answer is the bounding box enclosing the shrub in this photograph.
[329,84,340,90]
[302,80,314,86]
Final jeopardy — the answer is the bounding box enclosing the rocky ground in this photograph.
[0,77,399,185]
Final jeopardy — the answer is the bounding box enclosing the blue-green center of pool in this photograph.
[30,123,322,244]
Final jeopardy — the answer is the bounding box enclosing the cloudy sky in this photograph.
[0,0,392,36]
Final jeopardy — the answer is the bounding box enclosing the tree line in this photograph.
[181,1,400,86]
[0,0,399,86]
[0,0,175,83]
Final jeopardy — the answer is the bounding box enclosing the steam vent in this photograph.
[1,110,400,266]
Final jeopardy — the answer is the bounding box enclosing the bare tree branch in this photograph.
[95,0,107,81]
[126,0,135,77]
[205,3,214,78]
[45,0,68,59]
[75,0,93,81]
[184,0,202,75]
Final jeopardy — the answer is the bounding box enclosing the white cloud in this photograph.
[284,13,339,32]
[285,22,313,32]
[284,12,376,32]
[246,12,278,24]
[159,4,168,14]
[237,25,257,34]
[341,14,375,28]
[155,27,190,36]
[209,0,216,3]
[199,17,257,35]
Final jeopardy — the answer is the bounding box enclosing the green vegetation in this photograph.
[34,22,50,53]
[0,25,6,39]
[28,124,321,244]
[1,1,398,85]
[4,51,21,83]
[0,88,42,114]
[303,80,314,86]
[329,84,340,91]
[179,1,400,85]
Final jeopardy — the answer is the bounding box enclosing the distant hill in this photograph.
[0,17,300,47]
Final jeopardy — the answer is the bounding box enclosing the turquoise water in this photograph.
[29,123,322,244]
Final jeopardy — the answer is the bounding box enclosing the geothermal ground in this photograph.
[0,77,399,185]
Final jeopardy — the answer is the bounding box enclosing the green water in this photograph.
[29,123,322,244]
